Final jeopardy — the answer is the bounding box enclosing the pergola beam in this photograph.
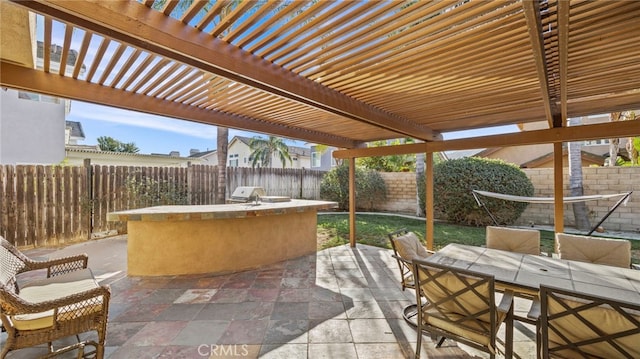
[333,120,640,158]
[12,0,440,142]
[0,61,358,149]
[557,0,570,124]
[522,0,561,128]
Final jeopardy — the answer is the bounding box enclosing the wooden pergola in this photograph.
[2,1,639,249]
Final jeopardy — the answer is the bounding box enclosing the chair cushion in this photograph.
[423,307,506,347]
[11,269,102,330]
[421,273,507,346]
[556,233,631,268]
[486,226,540,255]
[393,232,430,260]
[547,296,640,358]
[417,267,493,323]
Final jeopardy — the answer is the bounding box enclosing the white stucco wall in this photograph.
[0,89,66,164]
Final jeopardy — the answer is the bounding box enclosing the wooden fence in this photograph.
[0,163,325,247]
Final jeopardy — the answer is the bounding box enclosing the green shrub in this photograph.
[320,163,387,211]
[418,157,534,226]
[125,175,188,207]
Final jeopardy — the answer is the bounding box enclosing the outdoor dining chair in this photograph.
[412,259,514,359]
[0,236,111,359]
[486,226,541,255]
[555,232,631,268]
[388,229,433,327]
[538,284,640,359]
[388,228,433,291]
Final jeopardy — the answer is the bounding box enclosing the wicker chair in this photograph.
[538,285,640,359]
[412,259,514,359]
[0,236,110,359]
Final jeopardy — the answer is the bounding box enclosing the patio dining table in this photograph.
[426,243,640,303]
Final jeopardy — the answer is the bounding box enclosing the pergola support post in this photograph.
[553,142,565,235]
[349,157,356,248]
[425,151,434,251]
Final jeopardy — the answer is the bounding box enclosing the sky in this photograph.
[66,100,289,156]
[48,9,518,157]
[67,99,518,156]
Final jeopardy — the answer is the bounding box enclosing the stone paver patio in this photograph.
[2,235,536,358]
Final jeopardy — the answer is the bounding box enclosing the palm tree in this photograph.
[415,141,425,217]
[568,117,590,230]
[216,127,228,204]
[608,112,623,166]
[118,142,139,153]
[249,136,292,168]
[97,136,120,152]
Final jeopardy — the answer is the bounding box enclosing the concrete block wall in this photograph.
[517,167,640,233]
[377,172,419,214]
[375,167,640,233]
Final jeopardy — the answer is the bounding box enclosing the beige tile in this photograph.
[308,343,358,359]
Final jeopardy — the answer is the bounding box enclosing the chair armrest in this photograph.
[22,254,89,278]
[2,285,110,316]
[497,289,515,315]
[526,296,541,321]
[391,254,413,267]
[632,263,640,270]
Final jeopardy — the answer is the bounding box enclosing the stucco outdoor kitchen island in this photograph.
[107,199,337,276]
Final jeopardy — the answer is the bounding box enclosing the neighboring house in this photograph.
[447,114,637,168]
[64,145,202,167]
[475,145,605,168]
[225,136,311,169]
[61,121,200,167]
[309,145,338,171]
[188,149,217,165]
[65,120,85,145]
[0,89,68,164]
[0,39,81,165]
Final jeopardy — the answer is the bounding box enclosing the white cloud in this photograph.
[69,101,217,139]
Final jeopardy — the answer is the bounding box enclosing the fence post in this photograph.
[187,162,193,205]
[84,158,93,239]
[299,168,304,199]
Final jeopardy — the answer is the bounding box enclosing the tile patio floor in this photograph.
[2,235,537,358]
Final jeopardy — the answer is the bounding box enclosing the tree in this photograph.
[415,141,425,217]
[568,117,590,230]
[249,136,292,168]
[97,136,139,153]
[608,112,623,166]
[216,127,228,204]
[118,142,140,154]
[96,136,120,152]
[608,111,638,166]
[624,112,639,166]
[357,139,416,172]
[428,157,534,226]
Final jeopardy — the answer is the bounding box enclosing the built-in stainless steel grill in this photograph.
[227,186,291,204]
[227,186,266,203]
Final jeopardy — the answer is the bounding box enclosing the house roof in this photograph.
[443,149,487,160]
[521,148,605,168]
[65,121,85,139]
[2,1,639,151]
[66,145,194,159]
[189,150,216,158]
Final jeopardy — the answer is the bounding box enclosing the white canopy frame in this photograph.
[472,190,633,236]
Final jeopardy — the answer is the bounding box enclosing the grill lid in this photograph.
[229,186,266,202]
